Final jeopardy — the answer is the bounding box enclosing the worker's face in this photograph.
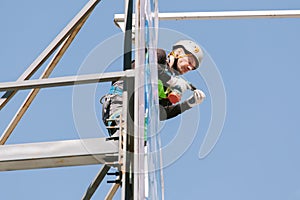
[176,55,197,74]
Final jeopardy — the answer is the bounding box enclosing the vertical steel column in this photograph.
[121,76,135,200]
[122,0,134,199]
[123,0,133,72]
[133,0,146,199]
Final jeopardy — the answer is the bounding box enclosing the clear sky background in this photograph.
[1,0,300,199]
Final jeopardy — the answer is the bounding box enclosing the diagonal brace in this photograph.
[0,0,102,110]
[82,164,111,200]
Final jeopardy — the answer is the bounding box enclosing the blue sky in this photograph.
[1,0,300,199]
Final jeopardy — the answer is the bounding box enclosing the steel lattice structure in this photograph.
[0,0,300,198]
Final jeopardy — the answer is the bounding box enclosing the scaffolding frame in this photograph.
[1,1,300,199]
[0,0,134,199]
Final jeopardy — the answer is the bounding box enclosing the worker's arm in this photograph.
[159,101,190,121]
[159,89,205,121]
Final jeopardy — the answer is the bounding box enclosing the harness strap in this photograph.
[109,85,123,96]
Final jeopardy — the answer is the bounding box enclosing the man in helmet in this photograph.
[169,40,203,74]
[102,40,206,136]
[157,40,205,120]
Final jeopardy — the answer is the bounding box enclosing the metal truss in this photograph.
[0,0,131,199]
[2,2,300,200]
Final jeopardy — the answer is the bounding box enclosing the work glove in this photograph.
[166,76,191,94]
[186,89,206,107]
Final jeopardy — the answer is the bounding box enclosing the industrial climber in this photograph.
[101,40,206,136]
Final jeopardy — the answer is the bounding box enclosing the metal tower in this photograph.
[1,0,300,199]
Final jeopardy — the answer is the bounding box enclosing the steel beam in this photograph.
[0,138,118,171]
[0,70,134,92]
[156,10,300,20]
[114,10,300,29]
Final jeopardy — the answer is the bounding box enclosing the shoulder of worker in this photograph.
[157,48,167,65]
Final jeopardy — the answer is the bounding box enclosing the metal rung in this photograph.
[107,171,120,176]
[106,119,120,121]
[106,136,119,141]
[106,126,120,129]
[107,179,121,184]
[105,161,122,168]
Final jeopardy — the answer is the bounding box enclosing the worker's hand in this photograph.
[167,76,191,93]
[186,89,206,107]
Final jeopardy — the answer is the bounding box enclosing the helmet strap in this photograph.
[172,58,180,74]
[168,51,189,74]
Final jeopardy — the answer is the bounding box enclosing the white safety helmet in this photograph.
[172,40,203,69]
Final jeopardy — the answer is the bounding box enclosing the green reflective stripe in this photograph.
[158,79,167,99]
